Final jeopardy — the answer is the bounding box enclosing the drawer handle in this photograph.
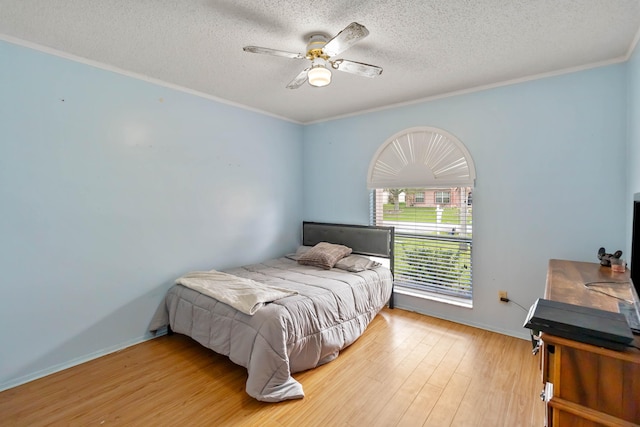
[540,382,553,402]
[530,332,540,355]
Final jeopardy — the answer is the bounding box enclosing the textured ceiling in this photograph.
[1,0,640,123]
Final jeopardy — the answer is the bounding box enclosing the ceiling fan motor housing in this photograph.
[306,34,329,60]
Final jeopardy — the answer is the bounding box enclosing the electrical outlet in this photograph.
[498,290,508,302]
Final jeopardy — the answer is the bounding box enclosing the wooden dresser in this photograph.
[540,259,640,426]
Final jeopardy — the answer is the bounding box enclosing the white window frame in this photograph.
[367,127,476,306]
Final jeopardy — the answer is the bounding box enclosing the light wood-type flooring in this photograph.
[0,307,545,426]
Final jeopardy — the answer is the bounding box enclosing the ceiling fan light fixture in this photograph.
[308,65,331,87]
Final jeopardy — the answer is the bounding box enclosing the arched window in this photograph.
[368,127,476,302]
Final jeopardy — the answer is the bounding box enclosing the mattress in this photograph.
[149,256,393,402]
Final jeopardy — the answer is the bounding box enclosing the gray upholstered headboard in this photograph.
[302,221,395,308]
[302,221,394,261]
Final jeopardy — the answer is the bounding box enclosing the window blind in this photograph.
[371,187,473,299]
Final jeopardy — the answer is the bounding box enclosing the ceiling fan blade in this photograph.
[332,59,382,78]
[323,22,370,57]
[243,46,305,60]
[286,68,310,89]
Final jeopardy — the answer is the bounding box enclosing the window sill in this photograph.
[394,285,473,309]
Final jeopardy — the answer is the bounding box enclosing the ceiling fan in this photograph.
[243,22,383,89]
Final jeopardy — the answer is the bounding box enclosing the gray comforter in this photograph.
[149,257,393,402]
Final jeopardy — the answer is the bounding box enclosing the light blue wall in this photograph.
[0,41,304,389]
[628,41,640,260]
[303,65,628,338]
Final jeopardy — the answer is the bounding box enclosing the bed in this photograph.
[149,222,394,402]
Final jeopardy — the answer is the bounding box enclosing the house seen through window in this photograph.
[367,127,476,303]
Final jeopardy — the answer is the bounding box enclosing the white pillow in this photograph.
[334,254,381,272]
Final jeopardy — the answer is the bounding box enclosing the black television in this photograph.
[632,193,640,298]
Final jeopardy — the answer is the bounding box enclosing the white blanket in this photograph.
[175,270,297,315]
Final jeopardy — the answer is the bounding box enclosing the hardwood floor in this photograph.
[0,308,545,426]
